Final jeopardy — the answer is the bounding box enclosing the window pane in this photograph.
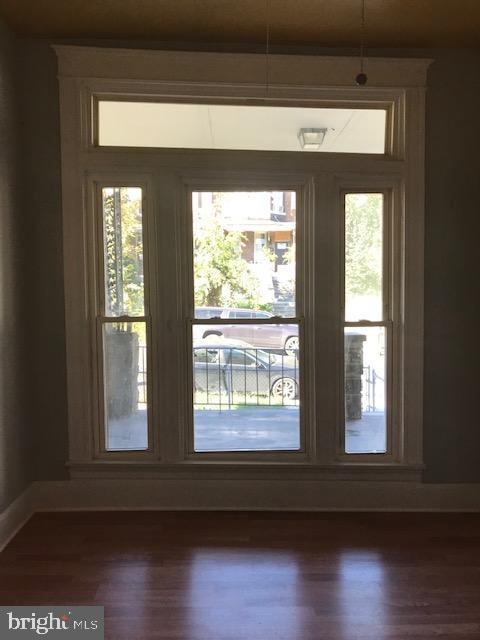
[99,101,387,154]
[345,193,383,321]
[193,191,296,318]
[344,327,386,454]
[193,329,300,452]
[102,187,144,316]
[103,322,148,451]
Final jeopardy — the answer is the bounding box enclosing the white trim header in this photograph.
[54,45,432,88]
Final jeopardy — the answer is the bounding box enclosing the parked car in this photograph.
[193,307,299,355]
[193,339,299,401]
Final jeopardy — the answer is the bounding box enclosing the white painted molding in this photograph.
[31,480,480,513]
[0,487,34,552]
[54,45,432,88]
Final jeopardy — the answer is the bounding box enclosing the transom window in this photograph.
[98,101,387,154]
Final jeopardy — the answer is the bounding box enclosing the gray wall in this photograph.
[17,41,68,482]
[15,40,480,483]
[423,50,480,482]
[0,21,31,510]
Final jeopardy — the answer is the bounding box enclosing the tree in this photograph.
[345,193,382,296]
[103,187,144,317]
[194,219,262,308]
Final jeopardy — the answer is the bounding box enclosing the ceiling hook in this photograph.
[356,0,368,85]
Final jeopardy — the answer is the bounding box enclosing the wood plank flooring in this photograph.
[1,512,480,639]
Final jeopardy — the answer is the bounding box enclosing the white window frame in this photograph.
[337,182,402,463]
[55,46,430,481]
[179,177,312,463]
[88,178,159,460]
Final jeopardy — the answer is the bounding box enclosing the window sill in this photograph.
[67,460,424,482]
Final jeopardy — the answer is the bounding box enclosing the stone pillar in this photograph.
[105,329,139,419]
[345,332,366,420]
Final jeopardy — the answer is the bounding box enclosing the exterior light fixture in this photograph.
[298,128,327,151]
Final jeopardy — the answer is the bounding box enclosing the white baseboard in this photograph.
[2,478,479,551]
[0,486,34,552]
[31,479,480,512]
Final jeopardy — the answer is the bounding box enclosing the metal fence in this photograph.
[137,344,147,407]
[193,346,299,408]
[362,365,384,413]
[137,345,382,412]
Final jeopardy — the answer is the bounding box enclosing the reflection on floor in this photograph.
[107,408,386,453]
[3,512,480,640]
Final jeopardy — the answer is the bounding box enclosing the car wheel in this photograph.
[271,377,298,400]
[202,330,222,339]
[284,335,299,356]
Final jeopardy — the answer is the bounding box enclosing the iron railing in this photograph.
[362,365,384,413]
[192,346,299,408]
[137,346,382,412]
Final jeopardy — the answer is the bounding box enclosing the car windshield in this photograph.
[245,348,275,366]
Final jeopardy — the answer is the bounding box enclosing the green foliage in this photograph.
[261,244,276,264]
[282,242,295,266]
[194,218,262,308]
[103,187,144,317]
[345,194,382,296]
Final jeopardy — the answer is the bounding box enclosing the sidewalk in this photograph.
[106,407,386,453]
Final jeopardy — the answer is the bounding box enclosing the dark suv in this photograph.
[193,307,299,354]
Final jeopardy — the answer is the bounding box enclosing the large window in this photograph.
[56,46,427,484]
[91,181,401,462]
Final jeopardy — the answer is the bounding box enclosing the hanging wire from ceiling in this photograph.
[265,0,271,95]
[356,0,368,85]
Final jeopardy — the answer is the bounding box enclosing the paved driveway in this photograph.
[107,407,386,453]
[195,406,300,451]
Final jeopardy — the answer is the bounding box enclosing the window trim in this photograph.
[87,176,160,461]
[55,46,429,480]
[92,95,396,158]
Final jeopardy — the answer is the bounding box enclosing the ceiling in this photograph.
[0,0,479,48]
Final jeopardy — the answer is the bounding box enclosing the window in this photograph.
[192,190,301,453]
[343,193,387,454]
[56,46,427,484]
[98,186,150,452]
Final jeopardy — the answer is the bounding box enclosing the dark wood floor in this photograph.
[1,512,480,639]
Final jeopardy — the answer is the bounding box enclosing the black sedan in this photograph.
[193,339,299,401]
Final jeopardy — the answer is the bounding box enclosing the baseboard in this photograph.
[0,486,34,552]
[31,479,480,512]
[2,479,479,551]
